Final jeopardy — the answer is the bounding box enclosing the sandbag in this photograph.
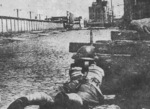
[130,18,150,34]
[93,105,120,109]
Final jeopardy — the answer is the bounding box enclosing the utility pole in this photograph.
[0,4,2,33]
[14,9,21,32]
[37,14,42,20]
[135,0,137,5]
[14,9,21,18]
[28,11,33,19]
[38,14,41,20]
[39,14,41,20]
[111,0,114,24]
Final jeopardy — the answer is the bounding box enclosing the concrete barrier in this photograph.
[0,16,64,34]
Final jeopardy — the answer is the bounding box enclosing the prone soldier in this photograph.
[7,45,106,109]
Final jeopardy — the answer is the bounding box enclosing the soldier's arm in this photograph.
[62,66,84,93]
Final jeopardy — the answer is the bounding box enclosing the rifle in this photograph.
[82,29,94,78]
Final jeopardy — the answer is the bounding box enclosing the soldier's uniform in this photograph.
[7,45,105,109]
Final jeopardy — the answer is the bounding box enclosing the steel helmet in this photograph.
[72,45,96,61]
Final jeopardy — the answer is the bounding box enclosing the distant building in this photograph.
[88,0,107,27]
[124,0,150,21]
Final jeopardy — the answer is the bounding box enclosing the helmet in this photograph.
[72,45,95,61]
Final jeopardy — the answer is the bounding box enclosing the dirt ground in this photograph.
[0,29,113,109]
[2,29,150,109]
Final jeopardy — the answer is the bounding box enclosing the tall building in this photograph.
[89,0,107,27]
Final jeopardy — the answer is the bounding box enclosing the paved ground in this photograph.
[0,29,115,109]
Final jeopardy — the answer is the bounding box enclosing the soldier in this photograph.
[7,45,105,109]
[130,18,150,34]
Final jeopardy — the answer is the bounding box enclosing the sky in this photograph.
[0,0,124,19]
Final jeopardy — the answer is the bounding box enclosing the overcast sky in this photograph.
[0,0,124,19]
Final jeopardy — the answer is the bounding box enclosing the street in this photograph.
[0,29,114,109]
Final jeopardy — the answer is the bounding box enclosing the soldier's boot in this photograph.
[7,97,29,109]
[55,92,83,109]
[7,92,54,109]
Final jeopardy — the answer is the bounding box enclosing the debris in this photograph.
[104,95,116,100]
[3,33,13,37]
[130,18,150,33]
[60,29,67,32]
[8,37,27,41]
[30,31,44,34]
[38,33,49,37]
[52,31,60,34]
[93,105,120,109]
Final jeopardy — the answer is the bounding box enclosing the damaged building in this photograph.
[124,0,150,22]
[88,0,108,27]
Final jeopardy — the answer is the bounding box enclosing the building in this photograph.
[124,0,150,21]
[88,0,107,27]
